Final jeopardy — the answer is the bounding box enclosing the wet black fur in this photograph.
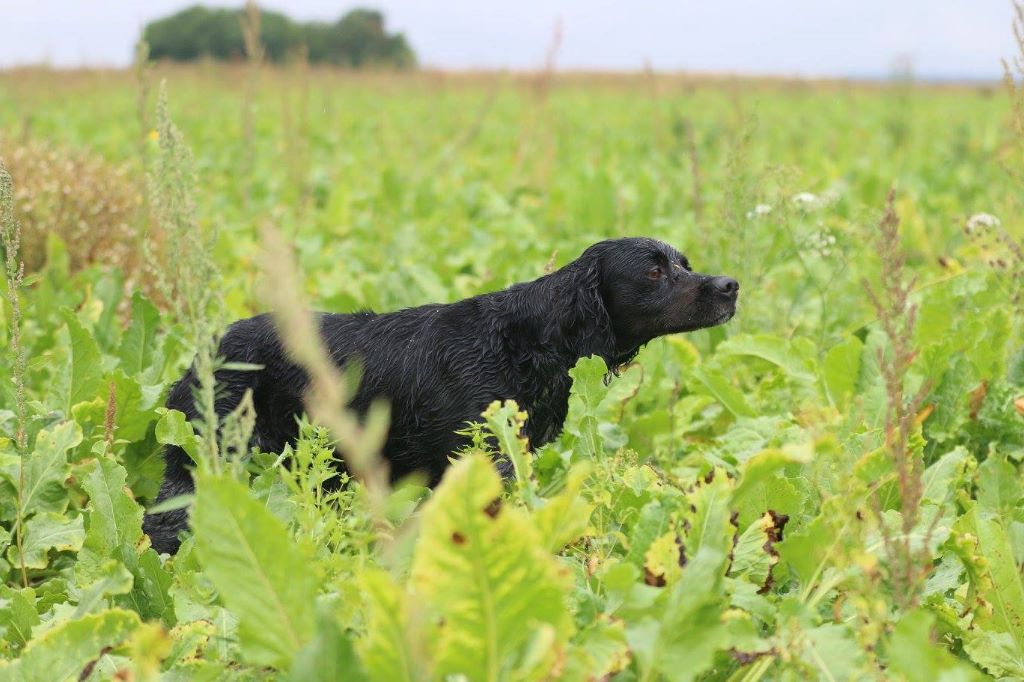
[143,237,739,553]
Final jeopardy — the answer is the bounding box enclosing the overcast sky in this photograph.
[0,1,1018,79]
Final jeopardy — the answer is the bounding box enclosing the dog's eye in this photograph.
[646,267,663,280]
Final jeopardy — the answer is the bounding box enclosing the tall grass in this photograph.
[258,224,393,542]
[241,0,264,209]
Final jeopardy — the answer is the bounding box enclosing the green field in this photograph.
[1,62,1023,680]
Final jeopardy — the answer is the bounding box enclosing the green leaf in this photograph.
[565,356,612,458]
[532,463,593,553]
[291,606,369,682]
[356,570,422,682]
[962,629,1024,679]
[920,447,971,506]
[795,623,865,680]
[118,292,161,376]
[482,400,537,505]
[730,513,777,589]
[731,447,809,513]
[409,454,572,681]
[956,508,1024,663]
[81,456,143,558]
[776,513,831,585]
[60,309,104,414]
[626,548,729,682]
[72,559,134,618]
[718,333,816,382]
[192,473,319,669]
[690,367,754,418]
[0,609,140,682]
[977,452,1020,523]
[821,336,863,408]
[888,609,986,681]
[0,585,40,650]
[9,511,85,569]
[155,409,200,462]
[682,471,733,559]
[0,421,80,518]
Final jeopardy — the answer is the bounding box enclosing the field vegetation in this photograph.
[0,14,1023,679]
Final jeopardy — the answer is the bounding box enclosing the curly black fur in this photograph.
[143,237,738,553]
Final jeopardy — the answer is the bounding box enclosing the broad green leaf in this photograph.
[81,456,143,558]
[533,463,593,553]
[731,447,809,512]
[730,513,778,589]
[776,513,832,585]
[118,292,161,376]
[291,606,369,682]
[9,511,85,569]
[192,474,319,669]
[108,369,162,443]
[0,609,140,682]
[0,585,40,650]
[955,508,1024,662]
[356,570,423,682]
[562,618,629,681]
[645,531,684,587]
[409,454,572,681]
[122,548,175,624]
[718,333,816,382]
[1,421,80,517]
[682,471,733,559]
[962,629,1024,679]
[925,356,977,444]
[72,559,134,618]
[626,548,729,682]
[888,609,985,681]
[482,400,537,504]
[821,335,863,408]
[155,409,200,462]
[690,367,754,418]
[920,447,971,506]
[60,309,104,414]
[565,356,611,458]
[794,623,865,680]
[977,452,1020,523]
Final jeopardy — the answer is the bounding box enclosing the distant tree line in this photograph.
[143,5,416,68]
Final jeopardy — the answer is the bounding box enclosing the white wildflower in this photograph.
[745,203,772,219]
[792,192,819,209]
[965,213,1000,234]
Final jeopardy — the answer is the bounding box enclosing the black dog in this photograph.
[143,237,738,553]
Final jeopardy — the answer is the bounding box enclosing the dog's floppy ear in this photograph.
[544,246,618,363]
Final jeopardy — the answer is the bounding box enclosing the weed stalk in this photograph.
[1,161,30,586]
[862,189,933,607]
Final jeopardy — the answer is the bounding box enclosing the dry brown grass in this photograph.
[1,137,147,280]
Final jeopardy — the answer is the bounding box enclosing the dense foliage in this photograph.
[144,5,416,67]
[0,51,1023,681]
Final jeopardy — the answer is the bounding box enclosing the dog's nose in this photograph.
[711,277,739,296]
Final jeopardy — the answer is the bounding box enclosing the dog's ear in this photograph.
[545,247,618,362]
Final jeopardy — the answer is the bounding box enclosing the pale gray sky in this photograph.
[0,1,1018,79]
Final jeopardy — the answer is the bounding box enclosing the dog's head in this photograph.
[579,237,739,353]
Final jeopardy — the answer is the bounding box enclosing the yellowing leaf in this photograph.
[0,609,140,682]
[410,455,572,681]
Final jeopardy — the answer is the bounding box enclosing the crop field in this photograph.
[0,56,1023,680]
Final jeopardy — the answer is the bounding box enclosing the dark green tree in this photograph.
[143,4,415,67]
